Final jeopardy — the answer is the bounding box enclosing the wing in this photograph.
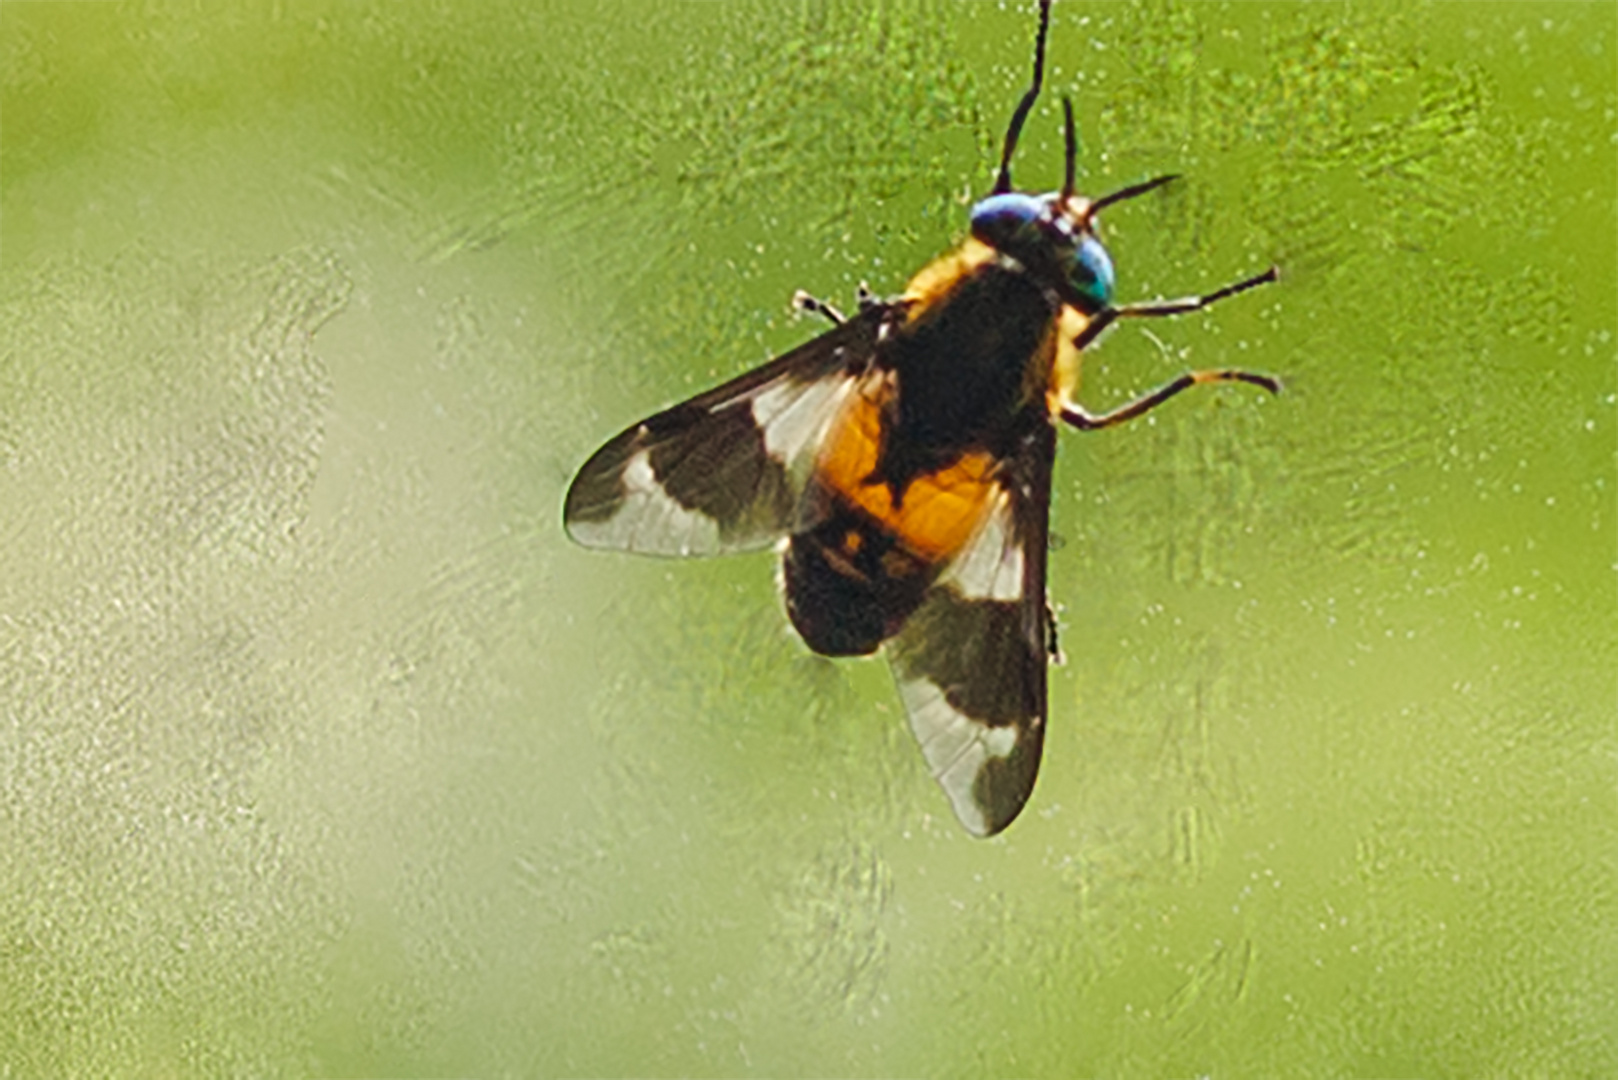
[885,417,1057,836]
[564,305,892,556]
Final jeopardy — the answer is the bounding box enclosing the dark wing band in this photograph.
[564,306,891,556]
[886,417,1056,835]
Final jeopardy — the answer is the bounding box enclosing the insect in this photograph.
[563,0,1278,836]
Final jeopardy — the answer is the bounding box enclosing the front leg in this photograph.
[792,290,846,326]
[1074,266,1279,351]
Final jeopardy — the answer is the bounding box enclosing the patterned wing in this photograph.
[885,417,1057,836]
[564,306,890,556]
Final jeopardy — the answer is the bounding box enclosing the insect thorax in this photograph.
[888,259,1057,457]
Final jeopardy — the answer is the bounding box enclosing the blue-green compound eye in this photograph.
[969,193,1045,250]
[1070,234,1115,310]
[970,192,1116,313]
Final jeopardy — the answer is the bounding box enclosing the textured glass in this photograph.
[2,1,1613,1075]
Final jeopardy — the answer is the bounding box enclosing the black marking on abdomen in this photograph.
[784,491,939,657]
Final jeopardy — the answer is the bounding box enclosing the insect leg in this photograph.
[991,0,1052,195]
[1060,369,1280,431]
[792,289,846,326]
[1115,265,1278,320]
[1070,265,1278,351]
[1062,267,1280,430]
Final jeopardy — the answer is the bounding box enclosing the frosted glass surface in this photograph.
[2,2,1612,1075]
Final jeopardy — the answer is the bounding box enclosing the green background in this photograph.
[3,1,1613,1075]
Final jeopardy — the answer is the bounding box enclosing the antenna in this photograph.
[1060,98,1077,202]
[1084,173,1179,223]
[991,0,1052,195]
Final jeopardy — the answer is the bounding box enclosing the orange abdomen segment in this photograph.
[814,387,998,563]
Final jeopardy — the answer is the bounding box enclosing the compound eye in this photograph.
[969,193,1045,251]
[1069,234,1115,311]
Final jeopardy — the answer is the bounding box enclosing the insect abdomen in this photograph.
[783,487,938,656]
[783,257,1052,658]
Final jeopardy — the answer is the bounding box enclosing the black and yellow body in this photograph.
[563,0,1279,836]
[787,239,1067,659]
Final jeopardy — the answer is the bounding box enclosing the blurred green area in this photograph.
[2,1,1613,1075]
